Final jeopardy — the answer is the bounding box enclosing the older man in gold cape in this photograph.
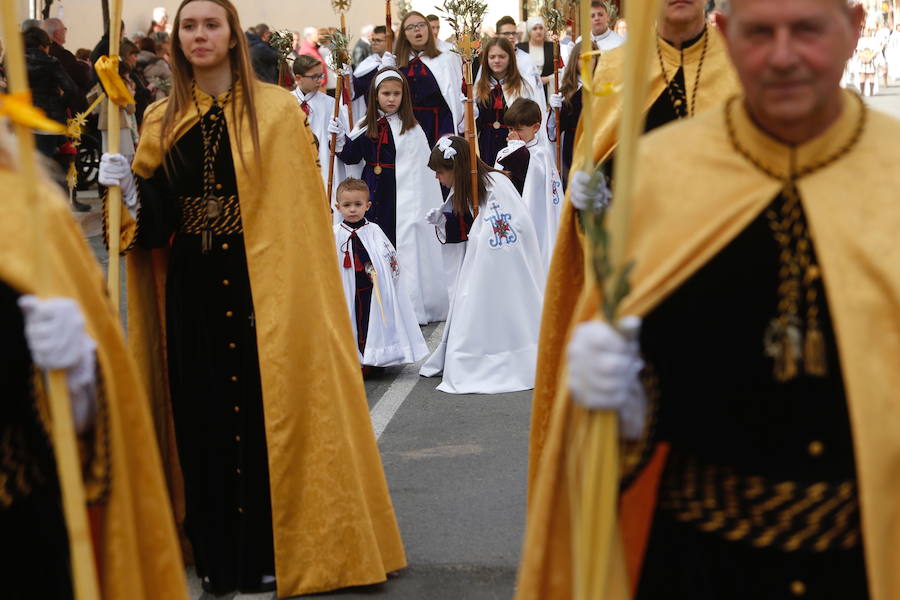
[519,0,900,599]
[529,0,740,490]
[1,168,187,599]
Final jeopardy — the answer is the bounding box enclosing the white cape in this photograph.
[292,88,349,204]
[351,53,382,124]
[335,220,429,366]
[515,48,543,96]
[495,139,562,271]
[420,51,465,134]
[420,172,546,394]
[348,114,449,324]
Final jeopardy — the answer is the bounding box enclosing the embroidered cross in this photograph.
[484,201,518,248]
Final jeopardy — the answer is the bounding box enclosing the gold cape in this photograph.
[1,170,188,599]
[516,91,900,600]
[529,28,741,494]
[114,82,406,596]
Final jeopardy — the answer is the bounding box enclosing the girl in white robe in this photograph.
[332,68,449,325]
[334,178,428,367]
[291,54,349,205]
[420,136,546,394]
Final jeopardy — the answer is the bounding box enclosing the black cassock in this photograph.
[135,101,274,594]
[634,198,868,599]
[0,282,73,600]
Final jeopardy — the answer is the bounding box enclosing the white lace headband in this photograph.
[436,137,457,161]
[375,70,403,88]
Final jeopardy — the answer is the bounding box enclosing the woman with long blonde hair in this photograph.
[383,10,463,148]
[99,0,405,596]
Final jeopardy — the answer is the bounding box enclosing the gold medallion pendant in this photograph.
[493,121,501,130]
[205,197,223,220]
[373,165,383,175]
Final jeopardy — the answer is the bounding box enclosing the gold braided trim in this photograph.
[659,455,860,553]
[179,194,243,236]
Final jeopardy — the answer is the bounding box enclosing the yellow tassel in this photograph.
[775,332,798,382]
[66,160,78,192]
[804,327,827,376]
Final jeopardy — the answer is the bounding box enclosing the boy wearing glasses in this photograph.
[292,54,350,205]
[496,16,543,95]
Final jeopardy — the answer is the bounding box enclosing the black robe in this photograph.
[555,87,582,188]
[0,282,73,600]
[341,219,375,354]
[634,197,868,599]
[135,100,274,594]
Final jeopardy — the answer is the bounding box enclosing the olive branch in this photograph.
[326,29,353,72]
[436,0,489,58]
[268,30,295,64]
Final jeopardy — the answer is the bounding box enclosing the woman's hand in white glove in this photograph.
[425,208,447,227]
[569,169,612,213]
[567,316,647,440]
[381,52,397,68]
[18,295,98,433]
[549,92,564,109]
[99,153,139,218]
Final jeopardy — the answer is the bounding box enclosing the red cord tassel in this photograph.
[343,250,352,268]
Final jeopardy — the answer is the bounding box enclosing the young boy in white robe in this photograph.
[494,97,563,271]
[420,136,546,394]
[292,54,350,204]
[334,178,428,369]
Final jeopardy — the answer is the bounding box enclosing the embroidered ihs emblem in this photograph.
[484,201,518,248]
[383,242,400,279]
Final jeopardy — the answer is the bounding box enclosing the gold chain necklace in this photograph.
[655,26,709,119]
[724,94,867,381]
[191,83,232,253]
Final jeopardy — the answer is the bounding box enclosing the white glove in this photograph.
[340,64,353,77]
[18,295,98,433]
[568,317,647,440]
[327,118,347,152]
[505,139,526,152]
[381,52,397,68]
[569,169,612,213]
[549,92,564,109]
[425,207,447,227]
[99,153,139,218]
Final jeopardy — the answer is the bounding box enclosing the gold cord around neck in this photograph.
[656,26,709,119]
[724,94,867,382]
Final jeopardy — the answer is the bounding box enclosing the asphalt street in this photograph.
[74,85,900,600]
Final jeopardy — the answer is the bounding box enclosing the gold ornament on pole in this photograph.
[567,0,659,598]
[333,0,355,124]
[1,3,101,599]
[326,3,353,205]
